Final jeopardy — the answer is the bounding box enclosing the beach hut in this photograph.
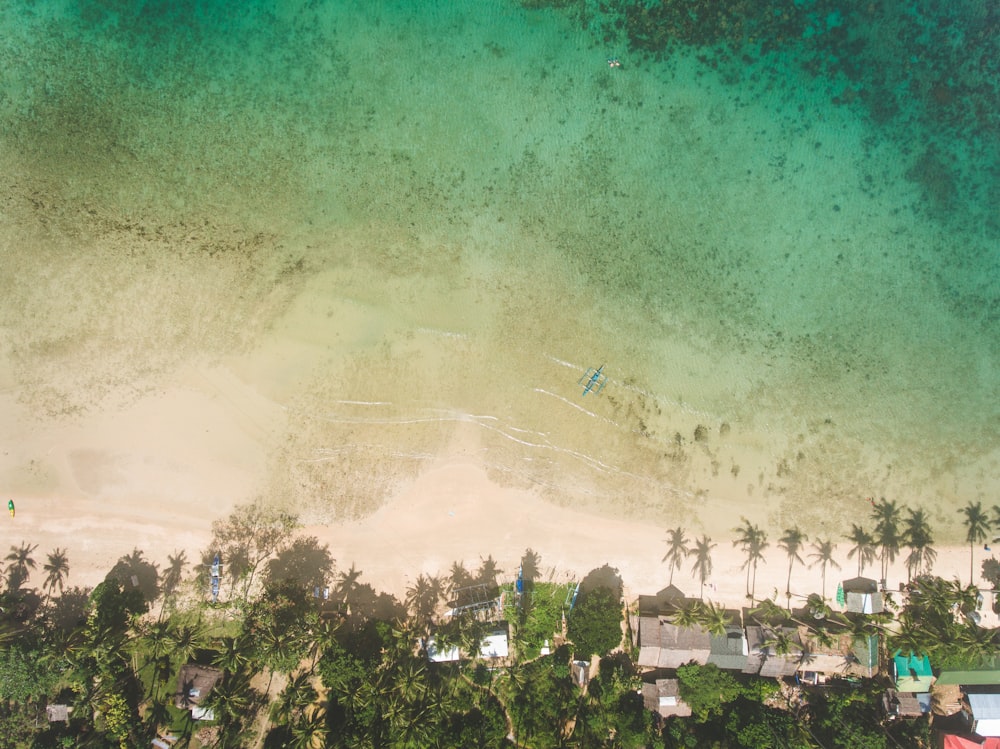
[425,636,461,663]
[636,617,711,670]
[479,624,509,659]
[745,625,803,678]
[889,650,934,716]
[707,623,754,673]
[45,705,70,722]
[641,678,692,719]
[175,664,223,713]
[841,576,884,614]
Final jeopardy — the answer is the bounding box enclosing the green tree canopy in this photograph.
[89,578,147,634]
[210,502,300,599]
[567,585,622,659]
[676,662,741,723]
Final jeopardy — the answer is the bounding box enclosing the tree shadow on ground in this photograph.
[520,548,541,588]
[106,548,160,604]
[579,564,623,598]
[265,535,335,592]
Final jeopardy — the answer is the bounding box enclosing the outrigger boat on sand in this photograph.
[579,364,608,396]
[210,553,221,603]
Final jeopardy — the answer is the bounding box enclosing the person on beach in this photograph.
[7,499,13,517]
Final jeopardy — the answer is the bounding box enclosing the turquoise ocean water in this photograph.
[1,0,997,536]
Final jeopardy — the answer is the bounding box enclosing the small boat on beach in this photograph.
[210,554,221,602]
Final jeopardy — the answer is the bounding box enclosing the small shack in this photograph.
[641,678,692,719]
[480,624,510,659]
[841,577,884,615]
[176,664,223,717]
[45,704,70,723]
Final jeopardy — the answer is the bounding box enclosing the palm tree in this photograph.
[804,593,834,624]
[690,535,716,600]
[749,598,788,627]
[733,518,768,601]
[42,547,70,596]
[203,671,256,745]
[809,539,840,600]
[662,527,689,586]
[306,613,341,673]
[871,498,901,581]
[845,524,877,577]
[696,599,731,637]
[169,620,205,666]
[903,508,937,581]
[5,542,38,591]
[671,600,704,629]
[290,706,327,749]
[778,527,807,603]
[213,634,253,676]
[762,627,799,657]
[272,671,318,726]
[141,620,170,653]
[960,501,990,585]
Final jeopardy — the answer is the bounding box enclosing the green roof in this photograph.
[893,650,932,692]
[852,635,878,670]
[936,670,1000,686]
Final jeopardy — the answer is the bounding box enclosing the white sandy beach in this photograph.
[2,355,996,621]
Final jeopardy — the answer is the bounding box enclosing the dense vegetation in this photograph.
[2,500,991,747]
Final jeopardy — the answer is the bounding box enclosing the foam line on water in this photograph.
[330,399,395,406]
[532,388,617,426]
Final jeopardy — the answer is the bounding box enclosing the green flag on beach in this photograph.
[836,582,845,606]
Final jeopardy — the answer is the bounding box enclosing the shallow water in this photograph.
[1,0,997,539]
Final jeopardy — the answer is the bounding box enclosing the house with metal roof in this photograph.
[889,650,934,717]
[425,621,510,662]
[968,694,1000,737]
[894,651,934,692]
[746,625,803,678]
[636,616,711,669]
[795,619,879,684]
[938,667,1000,688]
[635,585,688,617]
[707,624,755,673]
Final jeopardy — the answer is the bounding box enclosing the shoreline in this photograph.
[5,414,996,625]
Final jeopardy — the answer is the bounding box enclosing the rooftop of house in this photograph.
[637,616,712,669]
[641,679,692,719]
[746,625,803,678]
[893,651,934,693]
[707,625,752,672]
[841,577,879,594]
[636,585,688,617]
[176,664,223,710]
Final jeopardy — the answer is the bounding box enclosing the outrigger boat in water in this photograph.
[578,364,608,396]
